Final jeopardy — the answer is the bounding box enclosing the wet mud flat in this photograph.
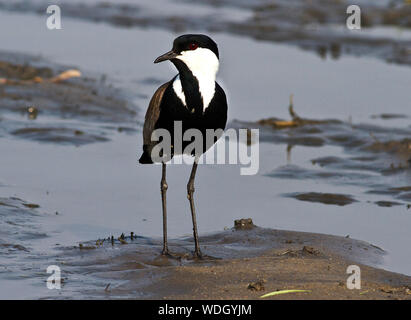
[0,196,50,298]
[1,0,410,67]
[0,51,138,146]
[233,102,411,208]
[0,43,410,297]
[1,194,410,299]
[51,221,411,300]
[0,196,46,255]
[0,52,142,298]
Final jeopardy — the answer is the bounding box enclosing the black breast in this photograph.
[155,80,228,157]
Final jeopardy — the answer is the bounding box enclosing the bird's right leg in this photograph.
[187,158,202,258]
[160,162,169,255]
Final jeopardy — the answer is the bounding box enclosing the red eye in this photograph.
[188,43,198,50]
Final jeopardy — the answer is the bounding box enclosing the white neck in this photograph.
[173,48,219,112]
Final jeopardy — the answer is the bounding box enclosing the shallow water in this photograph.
[0,6,410,299]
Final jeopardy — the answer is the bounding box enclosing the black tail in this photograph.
[139,152,153,164]
[138,147,153,164]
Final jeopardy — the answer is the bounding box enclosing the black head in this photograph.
[154,34,219,64]
[172,34,219,59]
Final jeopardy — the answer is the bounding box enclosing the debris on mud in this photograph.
[79,243,96,250]
[248,279,266,291]
[234,218,255,230]
[256,95,337,129]
[0,61,81,84]
[118,233,128,245]
[302,246,321,256]
[22,203,40,209]
[277,246,321,257]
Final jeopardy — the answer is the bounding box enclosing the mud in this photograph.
[367,138,411,163]
[0,0,410,67]
[225,0,411,66]
[368,186,411,205]
[231,99,411,209]
[43,224,411,300]
[371,113,409,120]
[0,55,137,145]
[375,200,403,207]
[0,196,47,256]
[5,193,408,299]
[0,60,53,80]
[285,192,358,206]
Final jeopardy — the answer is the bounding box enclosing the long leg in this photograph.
[187,158,202,257]
[161,162,169,255]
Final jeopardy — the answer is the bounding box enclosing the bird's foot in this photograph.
[161,248,179,258]
[193,249,203,259]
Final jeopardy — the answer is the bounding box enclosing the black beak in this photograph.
[154,50,178,64]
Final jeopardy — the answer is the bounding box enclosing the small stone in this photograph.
[247,279,266,291]
[302,246,320,255]
[234,218,254,230]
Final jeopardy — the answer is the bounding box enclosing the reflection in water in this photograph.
[286,144,294,164]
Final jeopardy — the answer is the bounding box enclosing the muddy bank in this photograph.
[285,192,358,206]
[1,197,410,299]
[0,52,137,145]
[221,0,411,66]
[46,222,411,300]
[1,0,410,67]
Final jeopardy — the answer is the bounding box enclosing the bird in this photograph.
[138,34,228,258]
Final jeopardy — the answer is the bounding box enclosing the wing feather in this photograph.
[143,81,170,146]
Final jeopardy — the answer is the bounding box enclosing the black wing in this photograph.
[139,81,171,164]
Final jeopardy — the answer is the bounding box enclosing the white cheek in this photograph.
[177,48,219,111]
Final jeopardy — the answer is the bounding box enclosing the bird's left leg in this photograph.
[160,162,170,255]
[187,158,202,258]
